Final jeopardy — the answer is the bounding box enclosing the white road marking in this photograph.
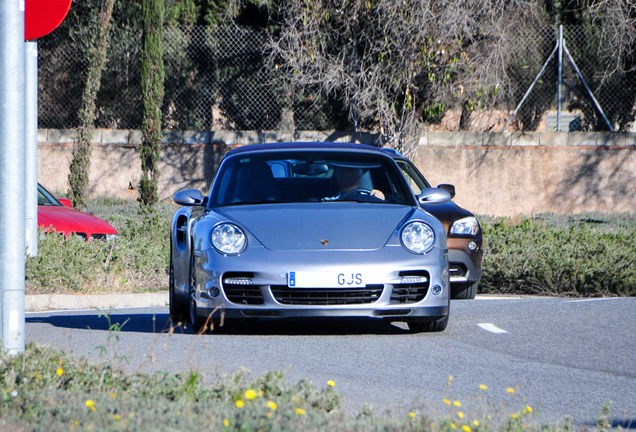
[478,323,508,334]
[563,298,623,303]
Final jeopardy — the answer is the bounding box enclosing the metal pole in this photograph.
[563,42,614,132]
[502,41,559,132]
[557,25,563,132]
[25,41,38,257]
[0,0,27,355]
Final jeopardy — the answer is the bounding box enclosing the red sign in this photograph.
[25,0,73,40]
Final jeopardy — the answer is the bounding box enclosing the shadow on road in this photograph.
[26,312,415,336]
[583,419,636,430]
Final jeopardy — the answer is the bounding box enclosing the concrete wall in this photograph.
[38,129,636,216]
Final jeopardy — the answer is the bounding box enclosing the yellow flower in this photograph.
[267,401,278,411]
[462,425,471,432]
[56,368,63,376]
[327,380,335,387]
[451,423,456,430]
[295,408,306,415]
[223,419,230,427]
[454,401,461,407]
[449,375,454,381]
[474,420,480,426]
[258,390,264,396]
[112,414,121,420]
[85,400,94,408]
[245,389,257,400]
[510,414,518,419]
[443,398,451,405]
[266,412,273,418]
[507,388,515,394]
[177,411,181,416]
[526,405,533,413]
[235,400,245,408]
[409,412,416,418]
[129,413,135,418]
[36,374,43,381]
[479,384,488,390]
[110,393,117,398]
[458,412,464,419]
[487,415,491,420]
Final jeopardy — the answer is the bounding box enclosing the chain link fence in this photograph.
[38,25,635,132]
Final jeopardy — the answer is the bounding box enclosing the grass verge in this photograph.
[26,197,636,297]
[0,343,620,431]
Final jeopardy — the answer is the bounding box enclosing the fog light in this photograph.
[468,241,477,251]
[432,285,442,295]
[224,278,253,285]
[208,287,220,297]
[400,276,428,284]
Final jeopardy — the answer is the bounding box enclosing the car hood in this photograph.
[422,201,472,224]
[218,203,413,251]
[38,205,118,236]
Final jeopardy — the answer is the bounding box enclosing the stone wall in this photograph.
[38,129,636,216]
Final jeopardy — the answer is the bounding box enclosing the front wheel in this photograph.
[188,254,208,334]
[407,315,449,333]
[169,253,188,322]
[452,282,478,300]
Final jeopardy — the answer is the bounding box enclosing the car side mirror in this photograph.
[174,189,206,206]
[437,184,456,199]
[58,198,72,208]
[418,188,451,205]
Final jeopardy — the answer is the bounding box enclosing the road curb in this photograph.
[25,292,169,312]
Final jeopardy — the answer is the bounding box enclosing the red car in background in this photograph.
[38,184,118,241]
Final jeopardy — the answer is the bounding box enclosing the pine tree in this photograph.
[139,0,165,208]
[67,0,115,209]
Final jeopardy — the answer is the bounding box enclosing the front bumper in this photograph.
[447,237,482,286]
[191,245,450,322]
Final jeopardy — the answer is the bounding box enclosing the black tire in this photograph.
[169,253,188,322]
[407,315,449,333]
[452,282,478,300]
[188,254,208,334]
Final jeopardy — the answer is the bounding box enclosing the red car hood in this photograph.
[38,205,118,237]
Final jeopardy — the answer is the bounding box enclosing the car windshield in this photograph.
[210,151,415,207]
[38,185,60,206]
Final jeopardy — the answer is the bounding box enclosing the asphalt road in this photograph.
[26,297,636,427]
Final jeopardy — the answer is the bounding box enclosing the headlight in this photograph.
[401,221,435,254]
[450,217,480,236]
[211,223,246,255]
[105,234,118,242]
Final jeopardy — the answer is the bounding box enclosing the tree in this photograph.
[67,0,116,209]
[267,0,547,150]
[139,0,165,208]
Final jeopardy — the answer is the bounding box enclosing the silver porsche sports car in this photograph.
[169,142,451,333]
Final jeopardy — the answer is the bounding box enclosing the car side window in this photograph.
[396,160,429,196]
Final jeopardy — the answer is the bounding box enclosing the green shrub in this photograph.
[480,215,636,297]
[25,198,175,294]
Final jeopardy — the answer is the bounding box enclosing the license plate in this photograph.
[288,271,365,288]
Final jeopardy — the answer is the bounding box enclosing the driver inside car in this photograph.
[324,166,386,201]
